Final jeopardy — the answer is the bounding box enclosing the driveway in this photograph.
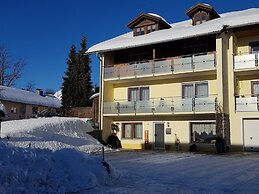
[89,150,259,194]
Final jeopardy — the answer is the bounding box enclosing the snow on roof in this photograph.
[54,90,62,101]
[0,86,61,108]
[90,93,99,100]
[87,8,259,54]
[147,13,170,25]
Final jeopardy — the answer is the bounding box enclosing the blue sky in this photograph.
[1,0,259,92]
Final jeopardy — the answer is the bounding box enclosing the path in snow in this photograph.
[89,151,259,194]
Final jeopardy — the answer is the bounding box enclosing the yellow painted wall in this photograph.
[236,35,259,55]
[114,119,215,150]
[238,80,253,95]
[103,83,114,101]
[228,32,259,151]
[113,80,218,101]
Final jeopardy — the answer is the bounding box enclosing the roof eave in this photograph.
[86,29,221,55]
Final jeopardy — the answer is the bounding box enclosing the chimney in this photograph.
[35,88,44,96]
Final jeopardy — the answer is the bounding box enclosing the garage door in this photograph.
[244,119,259,151]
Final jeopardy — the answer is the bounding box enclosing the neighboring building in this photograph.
[87,3,259,152]
[70,93,99,124]
[0,86,61,120]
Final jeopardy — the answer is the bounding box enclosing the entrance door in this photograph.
[154,123,165,149]
[244,119,259,151]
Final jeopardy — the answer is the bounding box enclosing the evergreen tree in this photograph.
[61,36,94,114]
[61,44,78,111]
[77,36,93,107]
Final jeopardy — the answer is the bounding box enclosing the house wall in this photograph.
[236,35,259,55]
[100,24,259,152]
[2,101,52,121]
[113,79,218,101]
[114,115,216,151]
[227,33,259,151]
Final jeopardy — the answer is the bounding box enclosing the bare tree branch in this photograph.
[0,47,26,87]
[24,80,35,92]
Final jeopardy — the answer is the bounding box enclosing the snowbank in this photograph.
[0,117,107,153]
[0,141,117,193]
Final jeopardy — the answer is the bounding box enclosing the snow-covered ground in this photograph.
[0,117,107,153]
[0,117,117,193]
[89,151,259,194]
[0,141,117,193]
[2,118,259,193]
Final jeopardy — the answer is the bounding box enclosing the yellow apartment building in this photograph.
[87,3,259,152]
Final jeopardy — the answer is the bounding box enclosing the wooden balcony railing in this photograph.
[104,52,216,80]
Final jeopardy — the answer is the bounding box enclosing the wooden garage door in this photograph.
[244,119,259,151]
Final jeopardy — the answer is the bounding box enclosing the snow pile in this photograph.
[0,86,61,108]
[0,141,117,193]
[1,117,106,153]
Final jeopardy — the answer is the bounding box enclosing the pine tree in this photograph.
[77,36,93,107]
[61,44,78,111]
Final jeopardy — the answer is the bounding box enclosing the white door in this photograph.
[244,119,259,151]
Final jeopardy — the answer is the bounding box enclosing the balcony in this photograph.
[103,96,217,115]
[234,53,258,71]
[104,52,216,81]
[235,95,259,112]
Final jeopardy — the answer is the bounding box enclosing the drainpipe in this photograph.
[96,52,103,132]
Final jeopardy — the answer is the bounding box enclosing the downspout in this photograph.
[96,52,103,132]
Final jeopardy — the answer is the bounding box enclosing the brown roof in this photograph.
[127,13,171,29]
[186,3,220,18]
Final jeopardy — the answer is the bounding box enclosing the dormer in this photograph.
[127,13,171,36]
[186,3,220,26]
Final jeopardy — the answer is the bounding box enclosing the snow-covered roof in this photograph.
[90,93,99,100]
[87,8,259,54]
[0,86,62,108]
[54,90,62,101]
[147,13,170,26]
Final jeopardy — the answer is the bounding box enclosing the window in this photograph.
[194,12,207,25]
[140,27,145,35]
[128,87,149,101]
[122,123,143,139]
[252,81,259,97]
[151,24,156,32]
[182,83,194,98]
[11,107,17,113]
[191,122,216,143]
[196,15,201,25]
[135,28,141,36]
[182,82,208,98]
[201,14,207,23]
[134,24,157,36]
[147,25,152,34]
[250,42,259,54]
[195,82,208,98]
